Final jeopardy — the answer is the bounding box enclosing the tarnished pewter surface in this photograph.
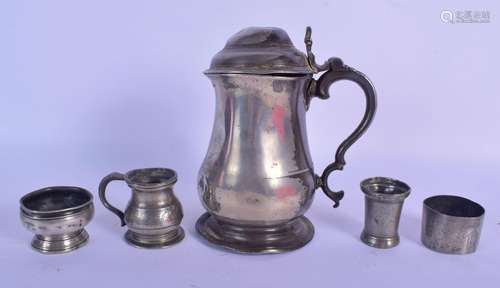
[421,195,484,254]
[196,212,314,254]
[197,27,377,253]
[99,168,184,249]
[31,230,90,254]
[20,186,94,254]
[205,27,313,75]
[125,227,184,249]
[199,74,315,225]
[360,177,410,249]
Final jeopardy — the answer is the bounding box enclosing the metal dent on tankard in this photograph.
[196,27,377,253]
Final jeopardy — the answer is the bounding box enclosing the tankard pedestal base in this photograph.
[32,229,89,254]
[125,227,185,249]
[196,213,314,254]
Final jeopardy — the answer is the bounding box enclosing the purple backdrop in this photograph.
[1,1,499,287]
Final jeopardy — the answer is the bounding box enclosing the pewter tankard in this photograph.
[99,168,184,248]
[196,27,377,253]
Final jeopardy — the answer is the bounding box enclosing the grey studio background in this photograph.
[1,1,499,287]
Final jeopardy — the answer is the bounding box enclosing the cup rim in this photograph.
[125,167,178,189]
[20,186,93,216]
[423,195,485,219]
[360,177,411,201]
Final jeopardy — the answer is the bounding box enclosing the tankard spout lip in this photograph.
[125,168,178,189]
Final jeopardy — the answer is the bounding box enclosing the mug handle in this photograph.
[305,27,377,208]
[98,172,127,226]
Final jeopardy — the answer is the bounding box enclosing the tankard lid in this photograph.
[205,27,314,75]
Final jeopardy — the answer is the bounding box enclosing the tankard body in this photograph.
[199,74,315,225]
[196,27,377,253]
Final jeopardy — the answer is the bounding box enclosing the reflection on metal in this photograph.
[99,168,184,249]
[197,27,377,253]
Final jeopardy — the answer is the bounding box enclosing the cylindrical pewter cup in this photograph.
[20,186,94,254]
[360,177,410,248]
[421,195,484,254]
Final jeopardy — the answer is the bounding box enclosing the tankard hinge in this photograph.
[314,174,323,190]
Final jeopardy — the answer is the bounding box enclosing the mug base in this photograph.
[195,212,314,254]
[124,227,185,249]
[360,230,399,249]
[32,229,89,254]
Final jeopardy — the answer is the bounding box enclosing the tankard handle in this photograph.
[98,172,127,226]
[304,27,377,208]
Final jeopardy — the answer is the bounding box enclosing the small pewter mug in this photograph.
[99,168,184,248]
[360,177,410,248]
[20,186,94,254]
[421,195,485,254]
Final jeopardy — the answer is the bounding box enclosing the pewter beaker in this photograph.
[360,177,410,248]
[99,168,184,248]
